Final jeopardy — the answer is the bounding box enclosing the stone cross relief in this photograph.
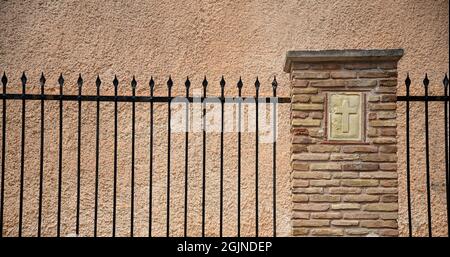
[335,99,358,133]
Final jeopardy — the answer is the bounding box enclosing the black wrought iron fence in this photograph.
[397,73,450,237]
[0,72,290,237]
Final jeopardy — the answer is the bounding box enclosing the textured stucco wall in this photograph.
[0,0,448,236]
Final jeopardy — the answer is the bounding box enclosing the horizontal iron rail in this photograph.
[397,96,450,101]
[0,94,290,103]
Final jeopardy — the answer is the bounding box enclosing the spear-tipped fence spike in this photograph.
[255,77,260,88]
[185,76,191,88]
[237,77,243,89]
[149,76,155,88]
[423,73,429,87]
[220,76,226,87]
[113,75,118,87]
[21,72,27,85]
[2,72,7,85]
[202,76,208,88]
[443,73,449,87]
[131,76,137,88]
[167,76,173,88]
[77,74,83,86]
[405,73,411,88]
[96,75,101,87]
[272,76,278,89]
[57,73,64,86]
[40,72,46,85]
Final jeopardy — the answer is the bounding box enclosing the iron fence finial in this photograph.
[255,77,260,89]
[237,77,243,89]
[113,75,119,87]
[21,72,27,85]
[149,76,155,89]
[1,72,7,86]
[423,73,429,87]
[77,74,82,87]
[405,73,411,96]
[220,76,225,88]
[444,73,449,87]
[96,75,101,87]
[272,76,278,90]
[58,73,64,86]
[202,76,208,88]
[40,72,46,86]
[167,76,173,89]
[185,76,190,89]
[405,73,411,87]
[131,76,137,88]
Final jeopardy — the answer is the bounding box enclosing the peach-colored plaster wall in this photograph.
[0,0,448,236]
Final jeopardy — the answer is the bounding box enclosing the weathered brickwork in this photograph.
[285,50,403,237]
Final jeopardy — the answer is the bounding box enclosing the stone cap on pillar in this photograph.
[283,49,404,72]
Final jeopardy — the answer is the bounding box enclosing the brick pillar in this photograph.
[284,49,403,237]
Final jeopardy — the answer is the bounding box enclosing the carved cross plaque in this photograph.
[327,92,363,141]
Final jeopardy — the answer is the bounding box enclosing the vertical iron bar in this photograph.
[201,77,207,237]
[423,74,432,237]
[219,76,225,237]
[75,74,82,236]
[237,78,242,237]
[184,77,190,237]
[112,76,118,237]
[255,77,260,237]
[0,73,7,238]
[272,76,277,237]
[444,74,450,236]
[167,77,172,237]
[94,76,101,237]
[18,73,27,237]
[57,74,63,237]
[131,77,136,237]
[38,73,46,237]
[405,74,412,237]
[149,77,154,237]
